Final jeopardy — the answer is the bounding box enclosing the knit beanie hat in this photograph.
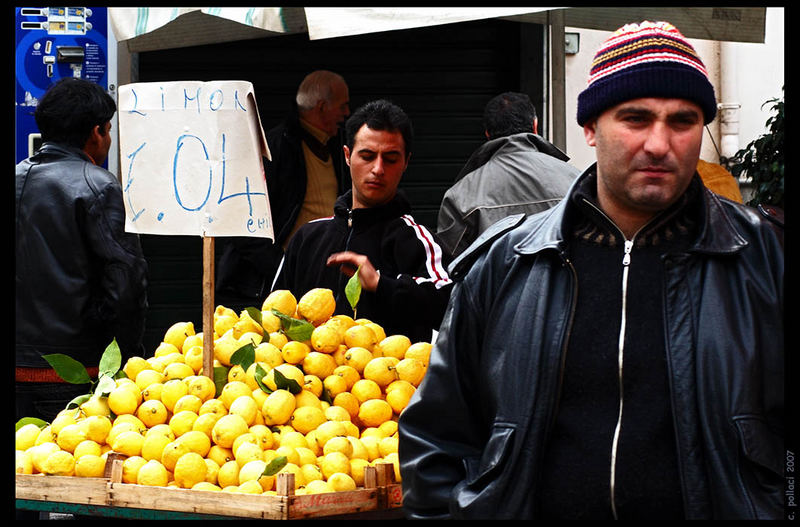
[576,21,717,126]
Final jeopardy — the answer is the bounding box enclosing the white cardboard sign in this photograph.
[118,81,273,238]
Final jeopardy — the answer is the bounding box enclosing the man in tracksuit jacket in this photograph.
[272,100,453,343]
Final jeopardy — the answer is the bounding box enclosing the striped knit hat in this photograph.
[577,21,717,126]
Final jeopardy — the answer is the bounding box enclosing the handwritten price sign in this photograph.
[118,81,273,238]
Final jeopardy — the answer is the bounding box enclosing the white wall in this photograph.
[562,8,784,173]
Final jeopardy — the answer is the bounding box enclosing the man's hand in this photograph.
[327,251,380,292]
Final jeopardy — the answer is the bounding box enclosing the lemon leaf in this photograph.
[263,455,288,477]
[99,339,122,378]
[66,393,92,410]
[15,417,48,431]
[42,354,92,384]
[345,266,362,317]
[273,368,303,394]
[230,342,256,372]
[213,366,229,397]
[244,306,262,325]
[94,373,117,397]
[271,309,314,342]
[254,364,272,393]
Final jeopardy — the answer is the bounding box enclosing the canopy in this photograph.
[111,7,766,52]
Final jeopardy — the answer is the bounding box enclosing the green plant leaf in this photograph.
[16,417,48,431]
[271,309,314,342]
[272,368,302,394]
[66,393,92,410]
[230,342,256,372]
[42,354,92,384]
[263,455,288,476]
[213,366,229,397]
[345,266,362,318]
[99,339,122,378]
[244,306,262,325]
[94,373,117,397]
[254,363,272,393]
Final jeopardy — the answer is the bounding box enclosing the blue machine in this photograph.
[15,7,114,166]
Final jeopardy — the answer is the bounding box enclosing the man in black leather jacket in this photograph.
[16,78,148,423]
[399,21,784,520]
[216,71,350,310]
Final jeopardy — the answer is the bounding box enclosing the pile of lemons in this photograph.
[15,288,431,496]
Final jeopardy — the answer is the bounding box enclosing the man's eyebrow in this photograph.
[614,106,655,119]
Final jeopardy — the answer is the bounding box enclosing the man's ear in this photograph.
[343,145,351,167]
[583,120,598,147]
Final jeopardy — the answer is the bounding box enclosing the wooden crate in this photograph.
[16,455,404,520]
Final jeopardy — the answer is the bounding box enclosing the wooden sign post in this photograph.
[117,81,272,379]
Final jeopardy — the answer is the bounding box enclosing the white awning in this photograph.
[111,7,767,52]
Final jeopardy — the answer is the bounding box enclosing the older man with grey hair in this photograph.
[216,70,351,311]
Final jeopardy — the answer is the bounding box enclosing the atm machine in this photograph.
[15,7,118,173]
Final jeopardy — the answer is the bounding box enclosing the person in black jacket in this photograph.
[216,71,351,311]
[15,78,148,423]
[272,100,453,343]
[399,21,784,520]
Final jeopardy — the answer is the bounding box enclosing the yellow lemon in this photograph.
[327,472,357,492]
[160,439,191,472]
[174,452,207,488]
[254,342,284,368]
[374,334,412,360]
[344,325,378,351]
[41,450,75,476]
[322,435,354,458]
[113,413,147,433]
[227,364,246,384]
[106,422,137,447]
[74,454,106,478]
[332,392,360,420]
[350,457,370,486]
[332,365,360,390]
[302,375,324,398]
[16,450,33,475]
[324,405,352,423]
[50,411,77,435]
[229,395,260,426]
[182,333,204,354]
[199,398,227,418]
[314,421,348,448]
[231,432,258,457]
[268,331,289,350]
[249,424,274,450]
[137,399,169,428]
[262,289,298,317]
[81,415,112,444]
[343,346,373,374]
[362,322,386,343]
[183,345,205,374]
[145,423,175,441]
[163,321,195,351]
[220,380,252,409]
[351,378,383,404]
[163,361,194,381]
[135,369,166,392]
[141,382,164,402]
[262,389,296,426]
[294,388,323,410]
[379,435,399,458]
[79,395,111,417]
[122,356,150,382]
[301,464,325,486]
[213,329,241,367]
[297,288,336,326]
[386,383,416,415]
[187,375,216,402]
[234,441,264,467]
[16,423,42,451]
[378,419,398,438]
[404,342,432,367]
[29,442,60,473]
[260,310,282,334]
[173,394,203,415]
[72,439,102,459]
[214,305,239,336]
[320,452,350,479]
[141,433,171,461]
[322,374,348,398]
[153,341,181,358]
[362,356,399,389]
[277,462,305,489]
[290,406,326,435]
[204,457,220,484]
[137,459,169,486]
[207,445,235,468]
[179,429,211,458]
[112,430,145,457]
[359,435,381,461]
[193,481,222,492]
[238,459,275,491]
[217,459,241,488]
[281,341,310,365]
[211,414,250,449]
[233,309,264,339]
[302,351,337,379]
[357,399,393,428]
[310,324,343,353]
[384,452,401,482]
[279,430,309,449]
[121,455,147,484]
[395,357,426,387]
[169,410,199,438]
[192,412,221,440]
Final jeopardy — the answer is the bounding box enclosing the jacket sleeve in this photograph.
[436,187,475,259]
[398,277,486,519]
[86,173,148,358]
[375,217,454,332]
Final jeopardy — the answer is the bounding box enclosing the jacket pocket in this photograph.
[732,415,782,476]
[731,415,783,518]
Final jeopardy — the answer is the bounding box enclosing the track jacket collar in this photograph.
[513,163,749,257]
[333,189,413,228]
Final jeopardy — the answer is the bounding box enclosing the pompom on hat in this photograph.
[577,21,717,126]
